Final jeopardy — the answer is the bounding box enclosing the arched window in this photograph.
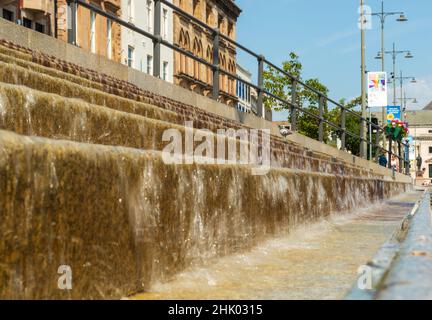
[178,29,190,74]
[206,45,213,84]
[206,6,214,26]
[193,0,200,19]
[184,31,190,50]
[219,54,227,92]
[183,31,191,75]
[192,38,203,80]
[178,29,185,47]
[178,0,186,10]
[228,60,236,95]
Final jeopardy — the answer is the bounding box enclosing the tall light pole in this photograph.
[379,43,414,105]
[392,73,417,120]
[360,0,367,159]
[372,1,407,72]
[371,1,407,145]
[397,93,417,113]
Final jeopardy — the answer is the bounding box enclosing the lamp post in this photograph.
[390,71,416,120]
[370,1,407,147]
[371,1,407,72]
[396,92,417,120]
[377,43,414,105]
[360,0,367,159]
[375,43,414,105]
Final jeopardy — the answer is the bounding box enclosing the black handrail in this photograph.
[65,0,410,174]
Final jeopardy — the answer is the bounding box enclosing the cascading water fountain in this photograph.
[0,39,412,299]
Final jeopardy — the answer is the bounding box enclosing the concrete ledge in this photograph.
[346,190,432,300]
[375,191,432,300]
[345,192,423,300]
[0,18,412,184]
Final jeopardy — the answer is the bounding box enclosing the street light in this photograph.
[398,94,417,115]
[386,43,414,105]
[394,71,417,119]
[370,1,408,72]
[405,52,414,59]
[360,0,367,159]
[396,14,408,22]
[369,1,407,152]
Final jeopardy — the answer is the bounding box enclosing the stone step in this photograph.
[0,41,313,161]
[0,42,375,176]
[0,43,247,134]
[0,59,182,124]
[0,53,249,136]
[0,129,406,299]
[0,82,261,166]
[0,81,373,175]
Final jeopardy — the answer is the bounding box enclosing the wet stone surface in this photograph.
[133,191,421,300]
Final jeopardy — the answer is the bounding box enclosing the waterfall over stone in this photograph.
[0,40,410,299]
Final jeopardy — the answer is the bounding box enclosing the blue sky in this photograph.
[234,0,432,120]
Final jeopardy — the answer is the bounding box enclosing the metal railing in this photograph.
[65,0,410,175]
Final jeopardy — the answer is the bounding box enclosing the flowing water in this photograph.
[0,41,414,299]
[132,191,421,300]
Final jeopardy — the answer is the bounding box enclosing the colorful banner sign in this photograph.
[386,106,401,123]
[367,72,388,107]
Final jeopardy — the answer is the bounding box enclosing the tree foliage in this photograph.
[263,52,330,141]
[263,52,362,153]
[328,97,362,156]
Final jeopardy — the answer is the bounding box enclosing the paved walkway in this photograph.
[133,191,422,300]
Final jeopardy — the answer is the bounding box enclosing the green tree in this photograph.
[328,97,362,156]
[263,53,368,154]
[263,52,329,141]
[296,78,329,141]
[263,52,302,113]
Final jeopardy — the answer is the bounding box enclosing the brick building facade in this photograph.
[57,0,122,62]
[0,0,122,62]
[173,0,241,107]
[0,0,54,35]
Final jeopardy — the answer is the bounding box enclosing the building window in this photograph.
[247,86,250,103]
[90,11,96,53]
[2,9,13,22]
[128,0,134,22]
[428,130,432,134]
[147,55,153,75]
[127,46,134,68]
[429,146,432,154]
[106,19,112,59]
[429,164,432,178]
[35,22,45,33]
[228,21,233,38]
[163,61,168,80]
[162,9,168,39]
[193,0,200,18]
[23,18,32,29]
[147,0,153,32]
[206,7,213,26]
[218,15,223,31]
